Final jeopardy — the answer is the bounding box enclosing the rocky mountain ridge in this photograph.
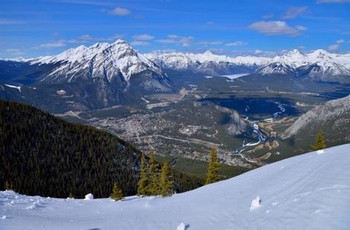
[145,49,350,81]
[282,94,350,143]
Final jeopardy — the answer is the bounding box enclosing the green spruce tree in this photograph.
[137,153,149,196]
[205,148,220,185]
[159,161,174,197]
[147,152,160,195]
[311,130,327,151]
[110,182,124,201]
[68,192,74,199]
[4,181,11,190]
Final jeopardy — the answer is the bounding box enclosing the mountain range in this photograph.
[145,49,350,82]
[1,40,350,163]
[2,40,350,88]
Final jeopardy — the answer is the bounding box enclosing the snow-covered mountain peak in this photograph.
[28,40,171,93]
[285,49,306,59]
[310,49,331,58]
[270,49,306,66]
[307,49,335,64]
[203,50,214,56]
[112,39,128,45]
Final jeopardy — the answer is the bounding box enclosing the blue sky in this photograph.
[1,0,350,58]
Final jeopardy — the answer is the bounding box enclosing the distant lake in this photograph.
[200,96,299,119]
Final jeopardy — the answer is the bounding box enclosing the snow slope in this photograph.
[1,144,350,230]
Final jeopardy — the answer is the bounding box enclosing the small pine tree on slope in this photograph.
[159,161,174,197]
[311,130,327,151]
[205,148,220,185]
[137,154,149,196]
[110,182,123,201]
[147,152,160,196]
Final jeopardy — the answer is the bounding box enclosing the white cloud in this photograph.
[328,44,339,51]
[40,41,66,48]
[132,34,154,41]
[249,20,305,36]
[130,41,150,46]
[317,0,350,3]
[78,34,93,41]
[295,25,307,31]
[110,7,131,16]
[157,35,194,46]
[49,0,110,6]
[225,41,246,47]
[6,49,25,56]
[282,6,308,19]
[262,14,274,20]
[199,40,224,45]
[206,21,215,25]
[0,19,24,25]
[328,39,346,51]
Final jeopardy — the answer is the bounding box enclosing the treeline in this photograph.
[0,100,203,198]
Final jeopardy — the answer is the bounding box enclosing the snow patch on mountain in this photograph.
[4,84,21,92]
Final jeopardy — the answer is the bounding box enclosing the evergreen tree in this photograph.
[137,153,148,196]
[159,161,174,197]
[205,148,220,185]
[4,181,11,190]
[110,182,124,201]
[68,192,74,199]
[311,130,327,151]
[147,152,160,195]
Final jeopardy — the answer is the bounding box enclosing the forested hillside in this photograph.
[0,100,203,198]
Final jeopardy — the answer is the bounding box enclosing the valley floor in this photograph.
[1,144,350,230]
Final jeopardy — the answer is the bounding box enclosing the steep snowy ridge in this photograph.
[30,40,170,90]
[1,143,350,229]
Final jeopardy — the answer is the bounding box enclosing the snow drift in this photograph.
[1,144,350,229]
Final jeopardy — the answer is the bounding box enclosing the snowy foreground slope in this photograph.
[1,144,350,230]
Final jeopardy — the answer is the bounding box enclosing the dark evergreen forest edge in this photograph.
[0,99,203,198]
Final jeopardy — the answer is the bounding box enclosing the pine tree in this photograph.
[137,153,148,196]
[311,130,327,151]
[68,192,74,199]
[159,161,174,197]
[205,148,220,185]
[147,152,160,195]
[4,181,11,190]
[110,182,123,201]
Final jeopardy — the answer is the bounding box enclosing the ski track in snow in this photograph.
[1,144,350,230]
